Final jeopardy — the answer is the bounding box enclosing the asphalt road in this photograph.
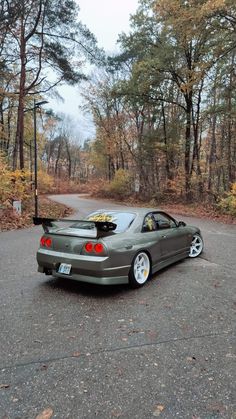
[0,194,235,419]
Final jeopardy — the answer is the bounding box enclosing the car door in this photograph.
[153,212,189,260]
[141,213,162,266]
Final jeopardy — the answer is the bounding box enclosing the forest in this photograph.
[0,0,236,220]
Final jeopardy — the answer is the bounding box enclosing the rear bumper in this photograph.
[37,248,130,285]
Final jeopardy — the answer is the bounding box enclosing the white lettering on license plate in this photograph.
[58,263,71,275]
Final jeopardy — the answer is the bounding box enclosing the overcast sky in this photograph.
[50,0,139,141]
[77,0,139,52]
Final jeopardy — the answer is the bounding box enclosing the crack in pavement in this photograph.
[0,330,234,372]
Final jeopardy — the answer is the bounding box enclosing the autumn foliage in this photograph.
[101,169,132,199]
[82,0,236,211]
[218,183,236,217]
[0,0,236,225]
[0,155,31,205]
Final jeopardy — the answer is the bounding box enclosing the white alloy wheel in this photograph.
[189,234,203,258]
[131,252,150,285]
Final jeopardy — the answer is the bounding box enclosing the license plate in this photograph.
[58,263,71,275]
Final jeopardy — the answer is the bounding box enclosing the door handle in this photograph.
[161,235,167,238]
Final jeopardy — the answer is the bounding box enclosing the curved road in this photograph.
[0,194,235,418]
[50,193,236,269]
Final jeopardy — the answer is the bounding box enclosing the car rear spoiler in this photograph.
[33,217,117,234]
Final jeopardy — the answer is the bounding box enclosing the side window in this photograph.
[142,213,157,232]
[153,213,176,229]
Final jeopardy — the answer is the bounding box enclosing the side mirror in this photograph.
[178,221,186,227]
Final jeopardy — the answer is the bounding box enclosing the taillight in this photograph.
[94,243,104,253]
[40,236,52,248]
[85,242,93,252]
[84,242,105,254]
[40,236,46,246]
[45,238,52,248]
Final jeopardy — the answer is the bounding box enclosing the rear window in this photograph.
[86,211,136,233]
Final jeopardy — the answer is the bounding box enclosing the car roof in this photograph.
[87,208,176,234]
[90,208,163,215]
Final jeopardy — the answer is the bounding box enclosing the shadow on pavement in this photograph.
[39,276,131,299]
[37,258,188,300]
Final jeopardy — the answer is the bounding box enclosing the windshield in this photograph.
[86,211,136,233]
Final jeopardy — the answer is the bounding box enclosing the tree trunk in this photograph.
[208,116,217,190]
[191,80,204,197]
[55,143,62,176]
[14,16,26,170]
[226,51,235,188]
[184,98,192,202]
[65,141,72,179]
[161,102,171,180]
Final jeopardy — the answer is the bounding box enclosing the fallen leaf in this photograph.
[146,330,158,339]
[40,364,48,371]
[206,402,225,414]
[153,405,165,416]
[186,356,196,362]
[116,368,124,376]
[35,407,54,419]
[213,281,222,288]
[111,409,122,417]
[128,329,141,335]
[0,384,10,389]
[138,300,147,305]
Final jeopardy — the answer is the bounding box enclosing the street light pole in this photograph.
[33,99,48,218]
[33,100,38,217]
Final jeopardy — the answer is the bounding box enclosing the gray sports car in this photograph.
[34,208,204,287]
